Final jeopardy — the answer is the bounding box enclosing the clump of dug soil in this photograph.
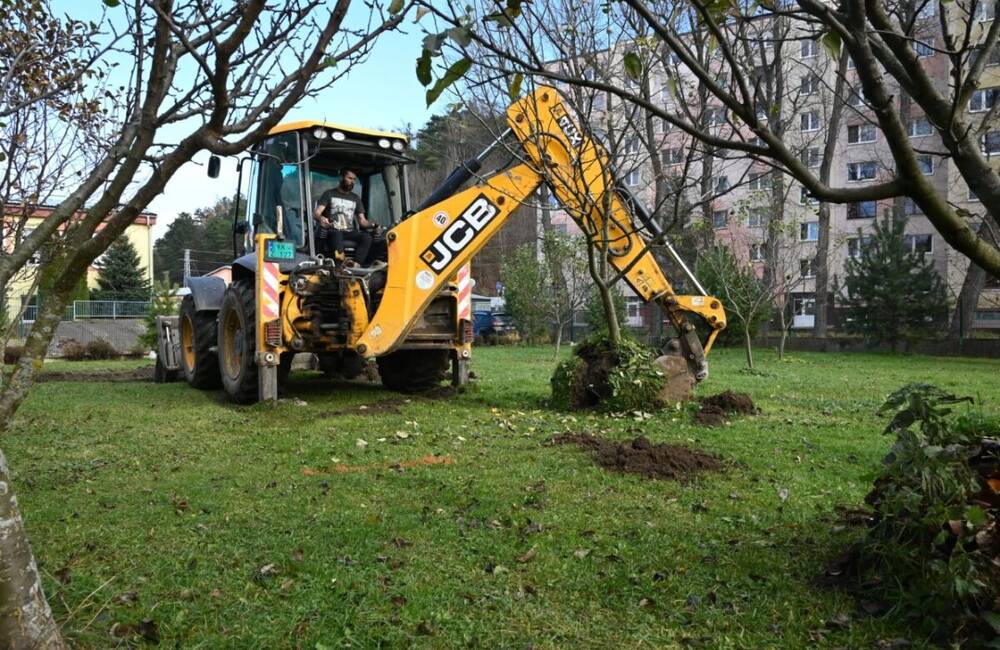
[693,390,758,426]
[549,433,722,480]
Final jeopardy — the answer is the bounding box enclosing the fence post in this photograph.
[112,301,117,319]
[72,301,77,321]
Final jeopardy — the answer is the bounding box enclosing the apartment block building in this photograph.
[545,2,1000,332]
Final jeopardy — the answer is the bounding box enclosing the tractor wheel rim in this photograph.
[180,314,196,370]
[222,308,244,379]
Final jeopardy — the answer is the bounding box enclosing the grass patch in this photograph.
[8,346,1000,647]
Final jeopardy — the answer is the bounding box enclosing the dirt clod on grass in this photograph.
[38,366,153,383]
[694,390,758,426]
[550,433,722,480]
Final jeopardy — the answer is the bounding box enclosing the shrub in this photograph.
[85,339,117,360]
[61,339,87,361]
[853,384,1000,642]
[550,334,665,413]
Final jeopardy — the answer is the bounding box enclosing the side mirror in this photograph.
[207,155,221,178]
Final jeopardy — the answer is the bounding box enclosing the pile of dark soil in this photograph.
[694,390,758,426]
[550,433,722,480]
[38,366,154,383]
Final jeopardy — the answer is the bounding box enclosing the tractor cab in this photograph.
[235,122,412,265]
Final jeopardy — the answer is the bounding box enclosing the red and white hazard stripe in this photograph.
[456,264,472,320]
[260,261,280,321]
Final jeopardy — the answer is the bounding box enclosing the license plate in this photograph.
[265,240,295,261]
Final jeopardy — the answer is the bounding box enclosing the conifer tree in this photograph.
[91,237,151,301]
[842,216,948,348]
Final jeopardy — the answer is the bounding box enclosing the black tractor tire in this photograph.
[179,295,221,389]
[377,349,449,393]
[218,279,259,404]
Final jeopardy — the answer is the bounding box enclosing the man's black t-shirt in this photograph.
[318,188,363,231]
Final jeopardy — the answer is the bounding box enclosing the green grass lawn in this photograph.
[9,346,1000,648]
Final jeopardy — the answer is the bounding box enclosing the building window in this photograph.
[662,148,684,165]
[847,88,866,107]
[593,93,607,112]
[748,208,768,227]
[800,187,820,205]
[914,39,935,58]
[907,117,933,137]
[800,147,821,168]
[800,74,820,96]
[624,137,641,155]
[848,200,877,219]
[902,197,921,215]
[847,161,878,181]
[801,38,818,58]
[715,176,730,192]
[917,154,934,174]
[800,221,819,241]
[712,210,727,228]
[971,45,1000,67]
[793,296,817,316]
[801,110,821,132]
[905,234,933,255]
[970,87,999,112]
[626,297,643,327]
[748,171,769,190]
[917,2,935,18]
[847,124,877,144]
[658,118,673,133]
[977,1,996,22]
[847,56,856,69]
[984,131,1000,154]
[705,107,727,126]
[749,242,765,261]
[847,235,872,259]
[625,169,641,186]
[799,258,817,278]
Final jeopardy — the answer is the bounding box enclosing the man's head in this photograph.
[339,169,358,192]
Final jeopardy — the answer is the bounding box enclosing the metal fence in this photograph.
[19,300,150,324]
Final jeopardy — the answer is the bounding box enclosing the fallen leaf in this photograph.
[516,546,537,563]
[573,549,591,559]
[258,563,278,578]
[211,588,222,598]
[778,488,789,502]
[356,438,368,449]
[395,431,409,440]
[280,578,294,591]
[292,548,304,562]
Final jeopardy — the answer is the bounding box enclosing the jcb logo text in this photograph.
[421,194,499,273]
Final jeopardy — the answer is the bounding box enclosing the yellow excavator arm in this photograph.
[355,86,726,380]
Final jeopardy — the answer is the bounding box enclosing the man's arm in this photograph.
[355,197,376,230]
[314,195,330,227]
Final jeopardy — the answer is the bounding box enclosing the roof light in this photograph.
[312,127,328,140]
[377,138,391,149]
[391,140,405,151]
[331,131,346,141]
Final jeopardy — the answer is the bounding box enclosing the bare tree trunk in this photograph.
[599,284,622,345]
[0,447,66,649]
[814,49,849,338]
[554,321,563,359]
[744,327,754,369]
[777,303,788,360]
[949,262,985,339]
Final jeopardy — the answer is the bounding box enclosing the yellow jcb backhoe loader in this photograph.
[154,86,726,403]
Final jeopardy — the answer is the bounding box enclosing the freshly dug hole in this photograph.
[694,390,758,426]
[550,433,722,480]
